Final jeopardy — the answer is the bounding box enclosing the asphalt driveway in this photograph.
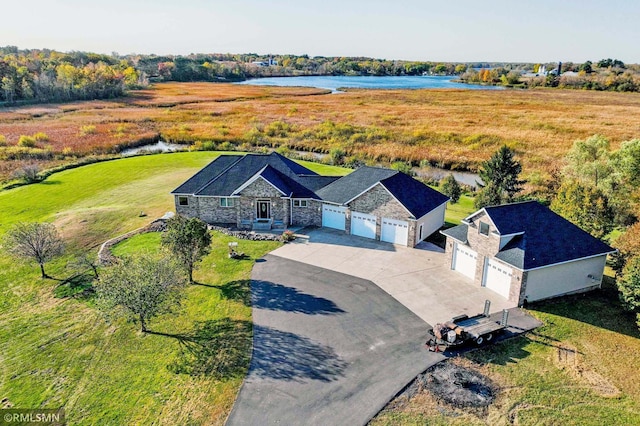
[270,228,516,325]
[226,255,445,426]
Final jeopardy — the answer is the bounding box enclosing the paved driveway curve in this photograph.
[226,255,444,426]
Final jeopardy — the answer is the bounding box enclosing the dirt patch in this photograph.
[554,344,621,398]
[385,360,498,411]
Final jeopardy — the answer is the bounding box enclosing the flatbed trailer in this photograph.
[426,300,509,351]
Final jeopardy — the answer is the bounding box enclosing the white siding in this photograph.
[414,202,447,245]
[524,255,607,302]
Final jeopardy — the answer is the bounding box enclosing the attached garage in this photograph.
[381,218,409,245]
[452,243,477,280]
[351,211,377,239]
[482,259,512,298]
[322,204,346,230]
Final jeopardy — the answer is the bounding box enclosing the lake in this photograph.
[236,75,503,92]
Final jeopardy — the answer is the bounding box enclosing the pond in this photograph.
[120,141,185,156]
[236,75,503,92]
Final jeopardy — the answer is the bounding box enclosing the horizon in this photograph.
[2,0,639,64]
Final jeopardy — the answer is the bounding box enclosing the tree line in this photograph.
[0,46,145,104]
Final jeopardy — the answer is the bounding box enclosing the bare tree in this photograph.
[3,222,64,278]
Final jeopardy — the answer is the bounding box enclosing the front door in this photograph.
[256,200,271,219]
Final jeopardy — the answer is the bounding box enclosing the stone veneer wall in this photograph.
[238,178,288,227]
[347,183,417,246]
[292,200,322,226]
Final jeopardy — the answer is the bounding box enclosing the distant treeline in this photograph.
[459,59,640,92]
[3,46,640,104]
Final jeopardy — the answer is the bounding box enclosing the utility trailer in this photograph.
[426,300,509,351]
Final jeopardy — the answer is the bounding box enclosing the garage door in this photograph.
[351,211,377,239]
[452,243,477,280]
[322,204,346,230]
[483,259,512,298]
[381,218,409,245]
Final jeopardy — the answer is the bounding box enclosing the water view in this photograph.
[237,75,504,92]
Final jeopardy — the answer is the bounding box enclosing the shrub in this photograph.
[11,164,41,183]
[440,174,462,203]
[79,125,97,136]
[33,132,49,142]
[18,135,37,147]
[281,230,296,242]
[390,161,415,176]
[0,135,6,146]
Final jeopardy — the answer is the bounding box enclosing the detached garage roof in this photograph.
[443,201,615,270]
[317,166,450,218]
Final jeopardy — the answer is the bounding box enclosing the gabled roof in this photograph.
[172,152,320,198]
[448,201,615,270]
[317,166,449,218]
[171,155,242,194]
[316,166,397,204]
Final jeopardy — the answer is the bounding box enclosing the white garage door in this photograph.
[452,243,477,280]
[483,259,512,298]
[381,218,409,245]
[351,211,377,239]
[322,204,346,230]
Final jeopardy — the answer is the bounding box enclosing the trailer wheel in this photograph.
[475,336,484,345]
[485,333,493,342]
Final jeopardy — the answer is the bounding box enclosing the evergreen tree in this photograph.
[475,145,524,208]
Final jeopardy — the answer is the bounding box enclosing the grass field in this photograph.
[1,151,638,425]
[0,151,344,425]
[372,286,640,425]
[2,82,640,184]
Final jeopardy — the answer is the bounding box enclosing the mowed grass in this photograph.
[372,289,640,425]
[0,151,346,425]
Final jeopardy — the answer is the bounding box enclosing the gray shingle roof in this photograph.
[440,224,469,244]
[450,201,615,270]
[171,155,242,194]
[175,152,320,198]
[317,166,449,218]
[316,166,397,204]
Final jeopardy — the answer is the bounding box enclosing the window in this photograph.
[220,197,235,208]
[178,196,188,206]
[293,199,308,207]
[479,222,490,236]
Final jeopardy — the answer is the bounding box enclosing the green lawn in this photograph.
[0,151,308,424]
[444,193,475,227]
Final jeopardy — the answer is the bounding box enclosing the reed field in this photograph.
[2,82,640,183]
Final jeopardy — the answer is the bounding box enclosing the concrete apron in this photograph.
[271,228,517,326]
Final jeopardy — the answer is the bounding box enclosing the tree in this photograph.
[3,222,64,278]
[617,256,640,329]
[161,215,211,283]
[96,254,186,332]
[475,145,525,208]
[440,174,462,204]
[550,180,614,239]
[611,222,640,276]
[564,135,613,189]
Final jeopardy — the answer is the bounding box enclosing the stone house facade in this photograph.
[172,152,449,246]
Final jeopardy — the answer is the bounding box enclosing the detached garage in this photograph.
[442,201,616,305]
[322,204,346,230]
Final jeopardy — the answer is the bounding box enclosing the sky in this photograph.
[2,0,639,63]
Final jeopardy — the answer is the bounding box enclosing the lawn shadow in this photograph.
[53,273,95,299]
[151,318,252,379]
[250,325,347,382]
[217,280,251,305]
[529,290,640,340]
[251,280,345,315]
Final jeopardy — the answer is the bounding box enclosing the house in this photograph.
[441,201,616,305]
[172,152,449,247]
